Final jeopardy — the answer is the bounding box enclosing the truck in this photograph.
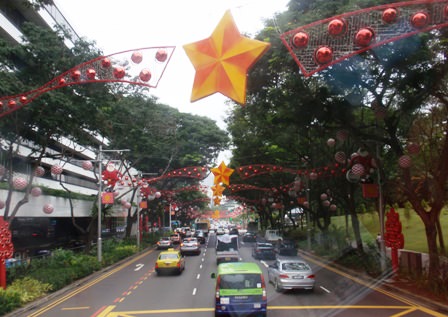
[216,234,240,265]
[194,218,210,236]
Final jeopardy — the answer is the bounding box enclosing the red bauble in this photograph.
[292,32,309,48]
[327,138,336,147]
[8,100,16,108]
[59,78,66,85]
[330,204,337,212]
[0,101,3,108]
[355,28,374,47]
[315,46,333,65]
[155,49,168,62]
[43,203,54,214]
[139,69,152,82]
[382,8,398,24]
[411,12,429,29]
[335,151,346,164]
[19,96,27,103]
[328,19,346,36]
[398,155,412,168]
[31,187,42,197]
[71,70,81,81]
[309,172,318,180]
[406,142,420,155]
[351,163,365,176]
[113,67,125,79]
[101,58,111,68]
[51,164,63,175]
[13,177,28,190]
[131,51,143,64]
[86,68,96,80]
[82,161,93,170]
[34,166,45,177]
[320,193,328,201]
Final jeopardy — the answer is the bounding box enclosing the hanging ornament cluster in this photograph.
[237,164,296,179]
[0,46,175,118]
[398,141,421,169]
[164,166,207,180]
[101,162,122,189]
[280,1,448,77]
[0,216,14,282]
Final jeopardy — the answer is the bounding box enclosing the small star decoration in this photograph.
[183,10,271,105]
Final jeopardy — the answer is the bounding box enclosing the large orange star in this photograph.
[210,161,234,186]
[183,10,271,105]
[211,183,226,197]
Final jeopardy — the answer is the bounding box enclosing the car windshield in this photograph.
[219,274,262,289]
[159,254,178,260]
[282,262,310,271]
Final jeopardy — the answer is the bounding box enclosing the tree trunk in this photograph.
[435,218,446,256]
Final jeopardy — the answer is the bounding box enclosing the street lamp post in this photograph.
[97,145,130,262]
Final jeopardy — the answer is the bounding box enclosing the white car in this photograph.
[268,257,315,292]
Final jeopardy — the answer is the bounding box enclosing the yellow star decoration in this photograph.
[210,161,234,186]
[211,183,226,196]
[213,196,222,206]
[183,10,271,105]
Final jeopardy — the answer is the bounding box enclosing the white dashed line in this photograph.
[192,288,197,295]
[320,286,331,293]
[260,260,269,268]
[196,274,201,279]
[200,264,203,269]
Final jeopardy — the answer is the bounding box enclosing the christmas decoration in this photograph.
[0,217,14,289]
[210,161,234,186]
[183,10,270,105]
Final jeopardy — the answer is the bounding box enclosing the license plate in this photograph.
[225,257,231,261]
[293,275,304,279]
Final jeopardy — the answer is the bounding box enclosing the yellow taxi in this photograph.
[155,248,185,275]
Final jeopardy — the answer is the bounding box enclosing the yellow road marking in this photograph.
[61,306,90,310]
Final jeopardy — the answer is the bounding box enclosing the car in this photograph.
[216,227,225,235]
[264,229,283,243]
[194,230,206,244]
[267,256,315,292]
[156,237,173,250]
[242,231,257,242]
[229,227,239,235]
[180,237,201,255]
[155,248,185,275]
[211,262,267,317]
[277,239,298,256]
[252,242,276,260]
[170,233,181,244]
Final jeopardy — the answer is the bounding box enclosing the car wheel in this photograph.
[274,279,282,292]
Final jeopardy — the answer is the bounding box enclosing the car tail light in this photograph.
[279,274,289,279]
[180,243,184,247]
[155,262,159,269]
[308,274,315,279]
[261,275,267,301]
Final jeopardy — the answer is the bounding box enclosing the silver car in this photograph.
[180,237,201,255]
[267,257,315,292]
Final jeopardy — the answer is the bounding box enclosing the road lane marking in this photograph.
[320,286,331,293]
[196,273,200,279]
[199,264,203,269]
[192,288,197,295]
[61,306,90,311]
[260,260,268,267]
[134,263,144,271]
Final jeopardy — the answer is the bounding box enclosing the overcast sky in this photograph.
[53,0,288,131]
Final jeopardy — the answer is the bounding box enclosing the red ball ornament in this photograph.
[31,187,42,197]
[13,177,28,190]
[51,164,63,175]
[86,68,96,80]
[139,69,152,82]
[327,138,336,147]
[406,142,420,155]
[113,67,125,79]
[82,161,93,170]
[34,166,45,177]
[382,8,398,24]
[335,151,346,164]
[131,51,143,64]
[330,204,337,212]
[8,100,16,108]
[43,203,54,214]
[315,46,333,65]
[309,172,318,180]
[351,163,365,176]
[292,32,309,48]
[355,28,374,47]
[320,193,328,200]
[398,155,412,168]
[19,96,27,103]
[411,12,429,29]
[0,101,3,108]
[155,191,161,198]
[328,19,346,36]
[155,49,168,62]
[322,200,331,207]
[59,78,66,85]
[71,70,81,81]
[101,58,112,68]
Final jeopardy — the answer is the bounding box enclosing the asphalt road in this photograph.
[12,232,447,317]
